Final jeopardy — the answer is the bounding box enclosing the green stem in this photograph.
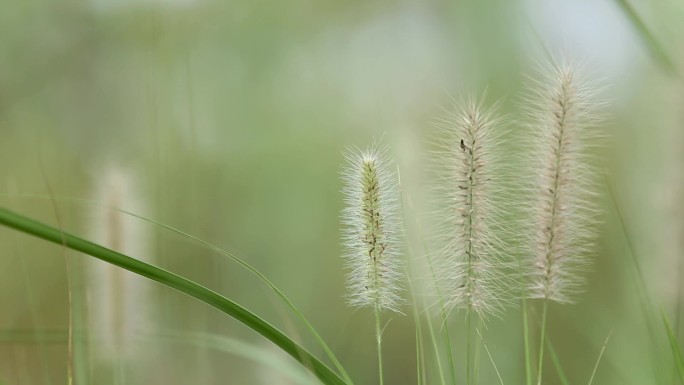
[473,317,483,385]
[0,208,348,385]
[536,300,549,385]
[466,310,472,385]
[443,318,457,385]
[425,305,447,385]
[375,306,384,385]
[523,299,533,385]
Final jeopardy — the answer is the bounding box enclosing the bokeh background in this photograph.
[1,0,684,384]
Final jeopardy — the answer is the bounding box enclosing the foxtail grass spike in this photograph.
[524,60,602,304]
[433,96,510,319]
[341,145,403,313]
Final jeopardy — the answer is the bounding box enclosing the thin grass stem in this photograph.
[536,300,549,385]
[425,306,447,385]
[375,306,384,385]
[546,338,570,385]
[523,299,533,385]
[476,328,504,385]
[396,169,455,385]
[587,330,612,385]
[473,317,484,385]
[467,310,473,385]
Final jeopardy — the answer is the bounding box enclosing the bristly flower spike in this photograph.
[341,144,403,313]
[524,59,602,304]
[431,95,511,319]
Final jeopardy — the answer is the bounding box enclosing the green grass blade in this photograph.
[157,330,318,385]
[476,328,504,385]
[425,307,448,385]
[396,169,451,385]
[0,207,348,385]
[606,178,665,382]
[662,308,684,384]
[611,0,678,76]
[587,330,612,385]
[2,194,352,384]
[407,269,427,385]
[0,328,318,384]
[546,338,570,385]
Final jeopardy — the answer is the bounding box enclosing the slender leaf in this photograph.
[3,194,352,384]
[0,208,348,385]
[546,338,570,385]
[587,330,612,385]
[611,0,678,76]
[662,308,684,384]
[476,328,504,385]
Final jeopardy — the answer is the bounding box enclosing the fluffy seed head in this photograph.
[341,145,403,312]
[432,96,510,318]
[524,60,602,303]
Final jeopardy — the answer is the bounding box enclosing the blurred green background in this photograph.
[1,0,684,384]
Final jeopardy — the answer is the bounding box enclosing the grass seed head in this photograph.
[341,144,404,312]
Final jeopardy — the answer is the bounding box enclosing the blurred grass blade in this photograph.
[407,269,426,385]
[396,172,455,385]
[0,328,318,384]
[476,328,504,385]
[662,308,684,384]
[611,0,678,76]
[157,330,318,385]
[606,177,665,381]
[0,207,348,385]
[546,338,570,385]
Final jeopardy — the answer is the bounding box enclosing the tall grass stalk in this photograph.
[433,96,510,385]
[536,300,548,385]
[341,145,404,385]
[522,299,533,385]
[398,165,455,385]
[523,60,601,385]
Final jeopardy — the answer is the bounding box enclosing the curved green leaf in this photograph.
[4,193,352,384]
[0,208,348,385]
